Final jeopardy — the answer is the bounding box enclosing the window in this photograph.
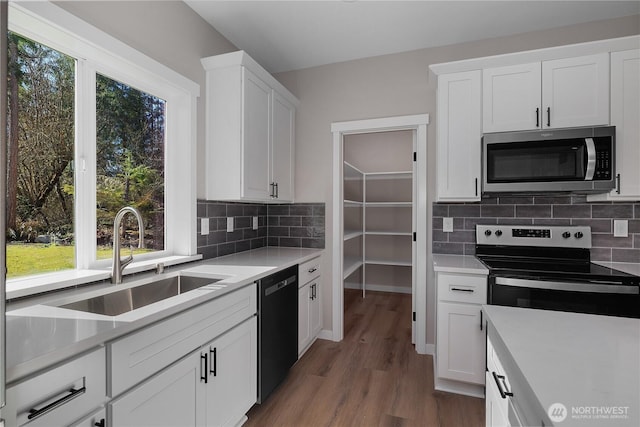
[6,33,76,278]
[96,74,166,260]
[6,2,198,294]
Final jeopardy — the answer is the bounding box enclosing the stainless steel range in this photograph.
[476,225,640,318]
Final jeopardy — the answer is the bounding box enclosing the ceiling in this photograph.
[185,1,640,74]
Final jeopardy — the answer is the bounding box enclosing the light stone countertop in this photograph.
[483,305,640,427]
[5,247,323,385]
[432,254,489,274]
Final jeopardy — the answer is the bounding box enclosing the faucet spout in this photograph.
[112,206,145,284]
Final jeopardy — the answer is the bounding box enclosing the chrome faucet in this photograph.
[112,206,145,284]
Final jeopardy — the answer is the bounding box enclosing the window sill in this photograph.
[6,254,203,300]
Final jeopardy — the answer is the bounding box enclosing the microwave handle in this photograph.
[584,138,596,181]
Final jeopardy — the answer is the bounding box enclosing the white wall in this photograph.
[274,14,640,346]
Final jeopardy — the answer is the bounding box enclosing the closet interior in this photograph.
[342,130,415,298]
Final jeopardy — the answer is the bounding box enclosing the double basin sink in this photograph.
[59,274,223,317]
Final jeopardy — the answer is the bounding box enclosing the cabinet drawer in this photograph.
[299,255,321,284]
[109,284,256,398]
[5,347,105,427]
[437,273,487,304]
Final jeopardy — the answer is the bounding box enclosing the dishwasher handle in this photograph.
[263,275,297,297]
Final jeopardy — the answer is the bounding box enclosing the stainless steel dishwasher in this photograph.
[256,265,298,403]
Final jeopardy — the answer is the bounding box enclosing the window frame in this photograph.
[7,2,199,296]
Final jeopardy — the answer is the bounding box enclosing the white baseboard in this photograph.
[424,343,435,355]
[343,282,412,294]
[317,329,337,341]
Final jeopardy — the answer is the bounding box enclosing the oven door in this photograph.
[488,276,640,318]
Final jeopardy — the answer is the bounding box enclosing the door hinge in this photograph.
[413,152,417,162]
[412,311,416,322]
[413,232,416,242]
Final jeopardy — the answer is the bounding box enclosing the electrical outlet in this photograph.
[200,218,209,235]
[443,217,454,233]
[253,216,259,230]
[614,220,628,237]
[227,217,234,232]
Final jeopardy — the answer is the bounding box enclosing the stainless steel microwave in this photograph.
[482,126,615,194]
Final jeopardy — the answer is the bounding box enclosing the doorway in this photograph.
[331,115,429,354]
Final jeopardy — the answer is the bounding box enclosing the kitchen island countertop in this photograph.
[483,305,640,426]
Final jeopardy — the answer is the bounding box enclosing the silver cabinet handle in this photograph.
[535,107,540,127]
[308,267,317,274]
[616,173,621,194]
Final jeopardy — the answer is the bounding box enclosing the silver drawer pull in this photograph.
[451,287,474,293]
[28,386,86,420]
[308,267,318,273]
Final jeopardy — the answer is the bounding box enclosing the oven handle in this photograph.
[584,137,596,181]
[495,277,639,295]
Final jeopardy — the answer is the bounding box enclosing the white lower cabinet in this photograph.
[435,272,487,395]
[298,256,322,357]
[298,279,321,357]
[110,349,204,427]
[2,347,106,427]
[437,302,485,384]
[485,370,510,427]
[203,317,257,427]
[110,316,257,427]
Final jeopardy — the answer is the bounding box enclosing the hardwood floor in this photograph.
[245,289,485,427]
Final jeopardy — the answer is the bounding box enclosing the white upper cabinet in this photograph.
[589,49,640,201]
[436,70,482,202]
[202,51,299,203]
[272,91,295,202]
[483,62,541,132]
[483,53,610,132]
[243,68,273,200]
[542,53,610,129]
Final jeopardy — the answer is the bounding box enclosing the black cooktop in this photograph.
[477,255,640,286]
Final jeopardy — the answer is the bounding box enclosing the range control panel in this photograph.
[512,228,551,238]
[476,225,592,249]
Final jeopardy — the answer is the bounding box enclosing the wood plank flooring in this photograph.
[245,289,485,427]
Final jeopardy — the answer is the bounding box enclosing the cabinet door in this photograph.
[436,71,482,201]
[298,282,311,356]
[242,68,272,200]
[436,302,485,384]
[483,62,541,132]
[591,49,640,201]
[485,371,510,427]
[272,90,295,202]
[110,351,204,427]
[204,317,257,427]
[542,53,609,129]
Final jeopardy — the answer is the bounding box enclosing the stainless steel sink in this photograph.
[60,275,221,316]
